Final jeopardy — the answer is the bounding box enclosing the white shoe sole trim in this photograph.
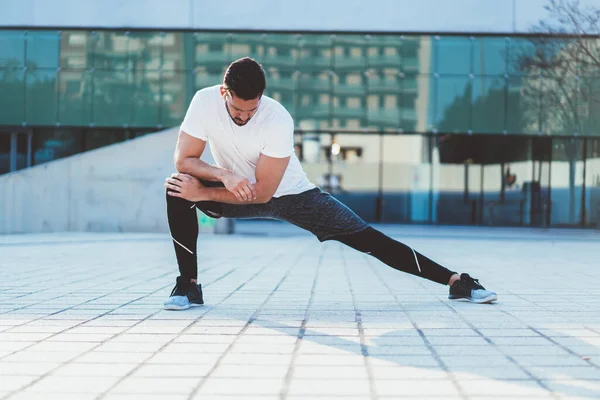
[164,303,203,311]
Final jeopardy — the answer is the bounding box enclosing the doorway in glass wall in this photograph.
[0,130,31,174]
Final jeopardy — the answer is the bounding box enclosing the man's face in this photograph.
[222,89,261,126]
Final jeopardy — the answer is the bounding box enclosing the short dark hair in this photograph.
[223,57,266,100]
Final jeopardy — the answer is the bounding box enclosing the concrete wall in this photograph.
[0,127,217,234]
[3,0,598,34]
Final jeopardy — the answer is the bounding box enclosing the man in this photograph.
[163,57,497,310]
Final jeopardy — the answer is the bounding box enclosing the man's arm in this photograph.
[166,153,290,204]
[174,130,226,181]
[202,153,290,204]
[174,130,256,201]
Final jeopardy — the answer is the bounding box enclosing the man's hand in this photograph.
[165,173,206,202]
[221,171,256,202]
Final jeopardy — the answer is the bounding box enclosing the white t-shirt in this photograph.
[180,85,316,198]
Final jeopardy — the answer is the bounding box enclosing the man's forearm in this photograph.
[176,157,229,182]
[202,187,268,205]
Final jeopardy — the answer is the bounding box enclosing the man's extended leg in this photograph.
[332,226,456,285]
[271,188,497,303]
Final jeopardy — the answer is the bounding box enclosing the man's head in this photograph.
[220,57,266,126]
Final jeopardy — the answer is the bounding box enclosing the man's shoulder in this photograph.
[192,85,220,105]
[261,96,293,125]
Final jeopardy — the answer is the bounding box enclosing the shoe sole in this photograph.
[449,294,498,304]
[163,303,203,311]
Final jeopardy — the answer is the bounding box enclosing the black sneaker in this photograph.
[449,273,497,303]
[163,276,204,310]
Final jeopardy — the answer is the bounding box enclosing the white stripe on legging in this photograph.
[172,236,194,255]
[410,247,422,273]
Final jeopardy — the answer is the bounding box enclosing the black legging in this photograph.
[167,189,456,285]
[331,227,456,285]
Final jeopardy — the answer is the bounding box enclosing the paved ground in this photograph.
[1,221,600,400]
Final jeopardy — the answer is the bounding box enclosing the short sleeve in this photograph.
[260,112,294,158]
[180,90,208,141]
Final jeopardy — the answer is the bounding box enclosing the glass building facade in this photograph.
[1,29,600,227]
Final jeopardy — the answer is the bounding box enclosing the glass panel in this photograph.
[131,69,160,127]
[266,66,296,116]
[0,69,25,124]
[366,35,403,71]
[92,70,133,126]
[0,30,25,68]
[507,75,540,134]
[405,36,429,75]
[507,37,537,76]
[402,74,427,132]
[300,132,331,186]
[331,35,367,130]
[382,135,432,222]
[551,138,584,226]
[435,36,472,74]
[26,69,57,125]
[60,31,92,68]
[331,133,379,222]
[296,34,333,72]
[435,76,471,133]
[540,77,578,135]
[0,134,10,174]
[434,134,482,225]
[229,32,265,62]
[366,70,401,130]
[471,75,506,133]
[16,133,28,171]
[91,31,130,70]
[26,30,60,68]
[579,38,600,77]
[480,136,547,226]
[162,32,187,71]
[585,138,600,227]
[578,77,600,136]
[161,70,188,127]
[296,71,330,130]
[332,70,366,130]
[84,129,126,151]
[33,128,82,166]
[194,66,223,91]
[58,69,92,125]
[128,31,163,70]
[473,37,508,75]
[194,32,231,72]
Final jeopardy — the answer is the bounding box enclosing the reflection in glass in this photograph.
[0,30,25,68]
[26,69,57,125]
[26,31,60,68]
[506,76,540,134]
[33,128,82,166]
[382,135,431,222]
[435,76,471,133]
[0,68,25,124]
[471,75,506,133]
[551,138,584,225]
[473,37,508,75]
[58,69,93,125]
[435,36,472,74]
[161,70,188,127]
[92,70,133,126]
[84,129,126,151]
[0,134,10,174]
[585,138,600,226]
[60,31,91,68]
